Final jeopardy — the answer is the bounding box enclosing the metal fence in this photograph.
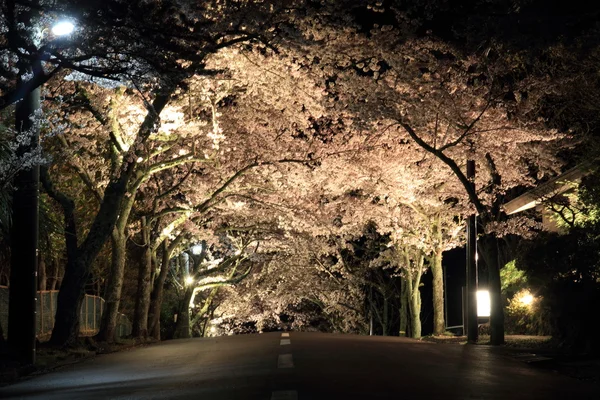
[0,286,132,340]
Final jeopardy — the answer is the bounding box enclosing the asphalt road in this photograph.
[0,332,598,399]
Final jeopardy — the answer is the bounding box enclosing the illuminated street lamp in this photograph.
[51,21,75,36]
[8,18,76,364]
[476,290,491,318]
[517,291,534,306]
[191,244,203,255]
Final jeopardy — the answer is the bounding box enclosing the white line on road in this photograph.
[277,353,294,368]
[280,338,291,345]
[271,391,298,400]
[281,332,289,337]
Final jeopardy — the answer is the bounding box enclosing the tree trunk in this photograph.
[403,249,424,339]
[50,256,87,346]
[96,231,127,342]
[400,278,408,336]
[149,236,182,340]
[148,249,169,340]
[480,235,505,345]
[173,287,194,339]
[38,254,47,291]
[382,295,389,336]
[132,217,153,339]
[410,283,422,339]
[191,286,219,333]
[48,256,58,291]
[430,249,445,335]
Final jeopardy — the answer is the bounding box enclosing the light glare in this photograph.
[191,244,202,255]
[52,21,75,36]
[185,276,194,286]
[518,292,535,306]
[477,290,491,317]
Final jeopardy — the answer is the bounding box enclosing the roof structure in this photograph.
[503,163,592,215]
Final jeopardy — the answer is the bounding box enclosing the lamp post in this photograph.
[8,20,75,364]
[465,159,478,343]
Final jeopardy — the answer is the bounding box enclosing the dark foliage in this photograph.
[517,225,600,353]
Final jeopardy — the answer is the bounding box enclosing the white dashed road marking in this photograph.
[277,353,294,368]
[271,390,298,400]
[281,332,289,337]
[280,338,291,345]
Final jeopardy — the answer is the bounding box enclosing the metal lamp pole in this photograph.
[7,20,75,364]
[8,67,41,364]
[466,160,478,343]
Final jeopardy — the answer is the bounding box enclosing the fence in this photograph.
[0,286,132,340]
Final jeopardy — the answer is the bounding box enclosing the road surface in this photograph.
[0,332,597,399]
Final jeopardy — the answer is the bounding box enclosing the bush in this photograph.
[517,227,600,353]
[504,289,551,335]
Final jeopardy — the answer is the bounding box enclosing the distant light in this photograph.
[51,21,75,36]
[185,276,194,286]
[210,326,217,334]
[521,294,534,305]
[191,244,203,255]
[518,292,535,306]
[477,290,491,317]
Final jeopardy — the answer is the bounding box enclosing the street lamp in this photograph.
[476,290,491,318]
[8,18,76,364]
[191,243,203,255]
[51,21,75,36]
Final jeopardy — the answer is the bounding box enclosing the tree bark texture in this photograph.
[430,250,445,335]
[399,278,408,337]
[403,248,424,339]
[132,217,153,339]
[149,236,183,339]
[96,232,126,342]
[480,235,505,345]
[38,254,47,291]
[173,287,194,339]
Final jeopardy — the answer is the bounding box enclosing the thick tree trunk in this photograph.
[50,256,87,346]
[148,250,169,340]
[173,287,194,339]
[149,236,182,340]
[430,250,445,335]
[42,167,83,347]
[96,231,127,342]
[407,277,422,339]
[403,249,424,339]
[480,235,505,345]
[410,284,422,339]
[132,217,153,339]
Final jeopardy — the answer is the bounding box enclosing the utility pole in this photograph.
[8,66,41,364]
[466,160,478,343]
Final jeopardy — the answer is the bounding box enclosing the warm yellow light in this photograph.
[518,292,534,306]
[185,276,194,286]
[477,290,491,317]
